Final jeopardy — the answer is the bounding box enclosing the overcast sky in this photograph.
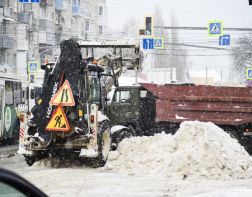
[106,0,252,30]
[106,0,252,82]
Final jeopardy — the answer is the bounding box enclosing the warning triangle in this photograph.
[49,80,75,106]
[46,105,70,131]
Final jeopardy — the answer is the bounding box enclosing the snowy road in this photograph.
[1,154,252,197]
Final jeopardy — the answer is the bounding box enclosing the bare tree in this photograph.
[231,36,252,82]
[232,36,252,69]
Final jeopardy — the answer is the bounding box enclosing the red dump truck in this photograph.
[107,83,252,152]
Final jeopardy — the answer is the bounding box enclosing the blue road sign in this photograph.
[219,34,230,46]
[247,68,252,80]
[18,0,40,3]
[28,62,38,72]
[143,38,154,49]
[154,38,164,49]
[208,21,223,36]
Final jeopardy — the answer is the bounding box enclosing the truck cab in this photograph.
[107,85,156,136]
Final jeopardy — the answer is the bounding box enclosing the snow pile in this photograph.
[106,121,252,179]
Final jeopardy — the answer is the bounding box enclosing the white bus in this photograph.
[0,73,27,144]
[0,72,42,144]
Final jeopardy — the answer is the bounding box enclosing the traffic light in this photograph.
[249,0,252,5]
[145,17,153,36]
[29,74,35,83]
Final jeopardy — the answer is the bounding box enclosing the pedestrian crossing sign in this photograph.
[208,20,223,36]
[49,80,75,106]
[154,38,164,49]
[46,105,70,131]
[247,67,252,80]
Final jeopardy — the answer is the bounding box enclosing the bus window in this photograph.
[13,82,22,106]
[5,81,13,105]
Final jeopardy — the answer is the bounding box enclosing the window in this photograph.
[99,6,103,16]
[7,53,16,67]
[140,90,148,98]
[40,8,46,18]
[88,76,100,103]
[85,20,90,32]
[5,81,13,105]
[13,82,22,106]
[0,52,6,64]
[99,25,103,35]
[114,90,132,103]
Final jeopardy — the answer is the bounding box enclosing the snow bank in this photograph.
[106,121,252,180]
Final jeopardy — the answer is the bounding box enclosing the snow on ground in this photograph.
[1,154,252,197]
[106,121,252,180]
[1,121,252,196]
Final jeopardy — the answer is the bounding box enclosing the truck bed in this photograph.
[141,83,252,126]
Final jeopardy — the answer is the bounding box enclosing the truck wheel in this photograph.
[24,156,36,166]
[111,127,135,151]
[96,121,112,167]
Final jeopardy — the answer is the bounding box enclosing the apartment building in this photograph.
[0,0,107,84]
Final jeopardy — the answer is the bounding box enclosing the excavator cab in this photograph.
[86,64,104,106]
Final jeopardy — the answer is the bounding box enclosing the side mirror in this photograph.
[105,97,111,102]
[0,168,47,197]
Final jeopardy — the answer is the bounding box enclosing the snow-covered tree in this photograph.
[232,36,252,69]
[231,36,252,82]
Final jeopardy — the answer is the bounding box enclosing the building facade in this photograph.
[0,0,107,84]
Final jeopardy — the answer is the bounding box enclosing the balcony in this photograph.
[55,0,67,11]
[72,6,81,16]
[39,18,54,31]
[40,0,53,6]
[0,35,15,49]
[38,31,55,45]
[17,12,29,24]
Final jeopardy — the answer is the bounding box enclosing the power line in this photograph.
[155,26,252,32]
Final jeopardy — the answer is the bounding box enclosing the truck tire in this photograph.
[95,121,112,167]
[24,156,36,166]
[111,126,135,151]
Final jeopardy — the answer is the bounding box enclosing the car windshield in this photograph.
[1,0,252,197]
